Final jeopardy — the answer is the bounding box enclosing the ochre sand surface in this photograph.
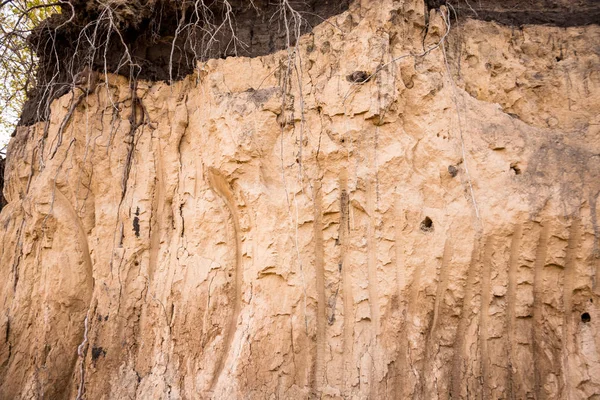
[1,1,599,398]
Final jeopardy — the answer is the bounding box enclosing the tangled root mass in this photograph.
[20,0,351,126]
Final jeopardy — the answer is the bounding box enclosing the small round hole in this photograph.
[420,217,434,232]
[581,312,591,323]
[448,165,458,177]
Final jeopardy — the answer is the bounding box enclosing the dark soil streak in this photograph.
[427,0,600,27]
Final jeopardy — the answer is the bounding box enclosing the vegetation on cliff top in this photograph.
[0,0,58,146]
[0,0,350,139]
[1,0,598,149]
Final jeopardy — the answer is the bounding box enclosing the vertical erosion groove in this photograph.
[405,231,426,396]
[421,239,453,397]
[55,189,94,281]
[451,239,482,398]
[393,197,407,398]
[54,189,94,399]
[339,175,353,393]
[532,222,550,398]
[207,168,242,391]
[561,218,580,397]
[479,236,495,398]
[313,180,326,393]
[366,179,380,330]
[366,171,379,396]
[149,145,165,282]
[431,240,453,343]
[506,224,523,400]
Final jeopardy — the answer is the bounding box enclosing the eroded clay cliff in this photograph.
[1,0,600,399]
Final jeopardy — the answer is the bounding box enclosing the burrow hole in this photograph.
[581,312,591,323]
[448,165,458,177]
[420,217,434,232]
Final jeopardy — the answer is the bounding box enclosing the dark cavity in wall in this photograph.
[581,312,591,323]
[133,207,140,237]
[91,346,106,361]
[426,0,600,27]
[20,0,351,127]
[420,217,434,232]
